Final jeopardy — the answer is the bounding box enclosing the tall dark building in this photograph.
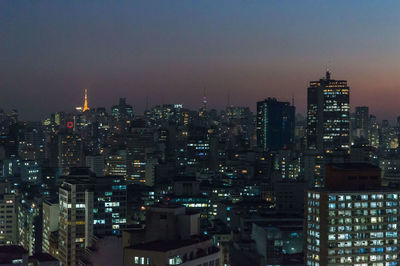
[111,98,134,119]
[306,71,350,153]
[354,106,369,139]
[256,98,295,151]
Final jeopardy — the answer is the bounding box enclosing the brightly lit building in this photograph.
[104,151,127,177]
[126,128,155,185]
[42,199,60,258]
[92,176,127,236]
[0,193,18,245]
[58,168,128,264]
[58,177,94,266]
[111,98,133,120]
[20,160,41,183]
[305,163,400,265]
[307,71,350,154]
[58,133,83,175]
[369,115,380,149]
[18,198,42,255]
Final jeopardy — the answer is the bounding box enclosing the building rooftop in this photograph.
[327,163,380,171]
[128,236,211,252]
[0,245,27,253]
[309,187,400,193]
[30,253,58,262]
[0,246,27,263]
[151,202,184,209]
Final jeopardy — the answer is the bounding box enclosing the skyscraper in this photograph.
[354,106,369,140]
[58,133,83,175]
[58,178,94,265]
[0,193,18,245]
[256,97,295,151]
[307,71,350,153]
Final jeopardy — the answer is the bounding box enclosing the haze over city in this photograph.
[1,1,400,120]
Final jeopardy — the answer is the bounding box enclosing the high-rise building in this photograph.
[104,152,127,177]
[307,71,350,153]
[85,155,104,177]
[305,163,400,265]
[126,128,156,185]
[58,169,128,264]
[369,115,380,148]
[92,176,127,236]
[0,193,18,245]
[58,177,94,265]
[42,200,60,257]
[58,133,83,175]
[256,98,295,151]
[111,98,133,119]
[354,106,369,140]
[18,198,42,255]
[20,160,41,183]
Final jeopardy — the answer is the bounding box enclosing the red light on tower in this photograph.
[67,121,74,128]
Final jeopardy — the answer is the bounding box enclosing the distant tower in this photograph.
[83,88,89,112]
[202,88,207,110]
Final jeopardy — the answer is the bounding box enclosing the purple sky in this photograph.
[1,1,400,121]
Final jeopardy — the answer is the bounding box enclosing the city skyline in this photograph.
[1,1,400,120]
[3,2,400,265]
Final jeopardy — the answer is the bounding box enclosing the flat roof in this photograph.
[327,163,380,170]
[30,253,58,262]
[0,246,27,263]
[309,187,400,193]
[128,236,210,252]
[0,245,27,253]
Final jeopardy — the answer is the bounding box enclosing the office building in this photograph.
[58,177,94,265]
[92,176,127,236]
[85,155,105,177]
[58,133,83,175]
[42,200,60,257]
[20,160,41,183]
[58,169,128,264]
[257,97,295,151]
[105,151,127,177]
[354,106,369,140]
[111,98,134,120]
[305,163,399,265]
[306,71,350,153]
[0,193,18,245]
[18,199,42,255]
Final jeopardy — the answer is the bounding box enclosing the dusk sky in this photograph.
[1,1,400,120]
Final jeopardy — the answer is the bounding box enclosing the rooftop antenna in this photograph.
[227,90,231,108]
[326,60,331,80]
[291,93,295,107]
[145,96,149,111]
